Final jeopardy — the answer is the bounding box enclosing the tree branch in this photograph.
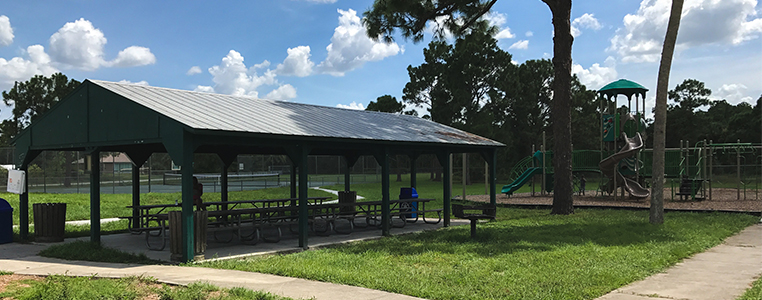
[458,0,499,34]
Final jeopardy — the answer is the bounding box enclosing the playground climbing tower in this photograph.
[597,79,650,199]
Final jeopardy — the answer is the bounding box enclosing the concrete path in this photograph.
[597,223,762,300]
[0,257,423,300]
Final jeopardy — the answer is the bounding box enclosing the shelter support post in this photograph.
[374,148,391,236]
[89,149,101,243]
[343,154,359,192]
[409,154,419,189]
[437,151,452,227]
[217,152,237,208]
[286,146,311,249]
[180,134,196,262]
[19,166,29,240]
[131,164,140,231]
[290,164,297,199]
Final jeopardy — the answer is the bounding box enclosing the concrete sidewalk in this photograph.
[0,256,422,300]
[597,223,762,300]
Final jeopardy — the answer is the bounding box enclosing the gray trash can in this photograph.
[0,198,12,244]
[33,203,66,242]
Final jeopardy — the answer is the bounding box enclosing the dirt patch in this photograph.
[0,274,43,294]
[466,188,762,212]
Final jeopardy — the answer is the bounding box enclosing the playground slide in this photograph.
[599,132,650,198]
[501,167,541,195]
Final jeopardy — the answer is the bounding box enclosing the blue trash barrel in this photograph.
[399,187,418,218]
[0,198,13,244]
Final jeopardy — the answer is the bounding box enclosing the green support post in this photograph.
[379,149,390,236]
[131,164,140,231]
[298,147,309,249]
[438,151,452,227]
[489,150,497,206]
[290,164,297,199]
[344,159,351,192]
[180,135,195,262]
[90,150,101,243]
[410,154,418,189]
[19,165,29,240]
[221,164,229,210]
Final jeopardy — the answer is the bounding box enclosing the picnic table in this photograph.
[125,197,442,250]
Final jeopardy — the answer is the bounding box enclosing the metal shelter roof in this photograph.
[13,79,503,167]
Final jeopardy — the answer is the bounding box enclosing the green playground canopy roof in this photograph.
[598,79,648,99]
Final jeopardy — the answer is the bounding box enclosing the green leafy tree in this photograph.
[366,95,405,113]
[364,0,577,214]
[2,73,81,186]
[668,79,711,111]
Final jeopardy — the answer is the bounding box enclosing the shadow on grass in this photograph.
[338,217,674,258]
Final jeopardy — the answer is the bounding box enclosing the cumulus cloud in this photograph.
[110,46,156,67]
[483,12,516,39]
[194,85,215,93]
[0,15,13,47]
[336,101,365,110]
[204,49,296,100]
[610,0,762,63]
[317,9,401,76]
[572,56,618,89]
[187,66,202,75]
[0,45,58,91]
[265,84,297,100]
[509,40,529,50]
[276,46,314,77]
[117,79,149,86]
[571,13,602,37]
[47,18,155,70]
[715,83,753,105]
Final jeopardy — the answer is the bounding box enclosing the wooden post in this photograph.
[90,150,101,243]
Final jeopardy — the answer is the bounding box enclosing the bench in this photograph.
[452,204,496,238]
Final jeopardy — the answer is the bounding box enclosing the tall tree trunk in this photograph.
[544,0,575,215]
[651,0,685,224]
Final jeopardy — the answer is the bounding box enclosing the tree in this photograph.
[366,95,405,113]
[1,73,81,145]
[1,73,81,187]
[365,0,577,214]
[650,0,685,225]
[668,79,711,111]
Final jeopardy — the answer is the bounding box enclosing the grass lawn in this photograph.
[0,273,294,300]
[739,277,762,300]
[4,186,335,226]
[195,208,759,300]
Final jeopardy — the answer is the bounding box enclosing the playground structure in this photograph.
[501,79,762,201]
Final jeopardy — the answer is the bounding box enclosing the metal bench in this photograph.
[452,204,496,238]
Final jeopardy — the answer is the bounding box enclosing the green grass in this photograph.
[195,208,758,300]
[0,274,294,300]
[738,277,762,300]
[38,241,162,264]
[4,186,334,225]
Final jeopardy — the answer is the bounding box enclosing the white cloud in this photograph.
[483,12,516,39]
[47,18,156,70]
[0,45,58,91]
[48,18,107,70]
[0,15,13,47]
[208,50,278,97]
[317,9,401,76]
[610,0,762,63]
[525,31,534,37]
[276,46,314,77]
[264,84,297,100]
[302,0,337,3]
[110,46,155,67]
[715,83,753,105]
[117,79,149,86]
[571,13,602,37]
[194,85,215,93]
[187,66,202,75]
[336,101,365,110]
[572,56,618,89]
[509,40,529,50]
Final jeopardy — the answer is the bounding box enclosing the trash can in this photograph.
[338,191,357,214]
[169,210,207,262]
[0,198,13,244]
[399,187,418,218]
[33,203,66,243]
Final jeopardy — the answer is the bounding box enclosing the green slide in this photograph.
[501,167,542,195]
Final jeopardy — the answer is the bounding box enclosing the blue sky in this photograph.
[1,0,760,121]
